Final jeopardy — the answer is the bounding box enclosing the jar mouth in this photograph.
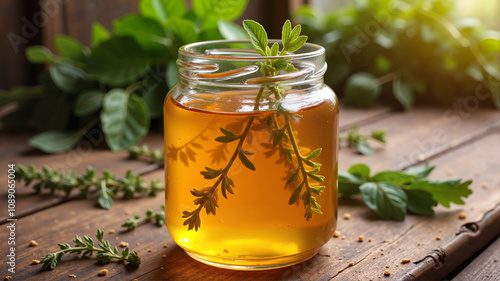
[179,39,325,61]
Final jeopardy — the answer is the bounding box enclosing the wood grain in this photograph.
[451,237,500,281]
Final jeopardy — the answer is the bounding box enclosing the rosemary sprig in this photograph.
[121,205,166,231]
[340,124,387,155]
[182,20,325,231]
[39,229,141,270]
[16,164,163,209]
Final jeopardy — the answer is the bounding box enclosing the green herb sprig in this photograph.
[121,205,165,231]
[339,163,473,220]
[182,20,325,231]
[16,164,163,209]
[340,124,387,155]
[39,229,141,270]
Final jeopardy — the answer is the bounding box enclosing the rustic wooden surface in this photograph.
[1,105,499,280]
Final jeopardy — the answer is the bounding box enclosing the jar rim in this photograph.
[179,39,325,61]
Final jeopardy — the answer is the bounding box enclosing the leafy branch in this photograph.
[121,205,166,231]
[340,124,387,155]
[339,163,473,220]
[129,145,164,166]
[39,229,141,270]
[16,164,163,209]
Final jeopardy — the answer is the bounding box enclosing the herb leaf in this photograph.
[242,20,268,56]
[408,179,473,208]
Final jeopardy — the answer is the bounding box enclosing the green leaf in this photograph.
[220,127,237,137]
[347,163,370,180]
[25,46,58,64]
[238,150,255,171]
[338,171,363,195]
[142,80,167,118]
[54,35,87,63]
[243,20,268,56]
[373,171,416,185]
[289,184,303,205]
[356,141,374,155]
[29,130,85,154]
[91,22,110,47]
[0,86,42,107]
[409,179,473,208]
[393,78,414,111]
[86,36,151,87]
[113,14,168,57]
[165,17,199,45]
[218,20,248,40]
[49,63,88,93]
[286,35,308,53]
[282,19,292,48]
[344,72,381,107]
[193,0,248,30]
[74,90,104,117]
[97,182,115,209]
[215,136,238,143]
[101,89,150,151]
[478,31,500,54]
[404,189,437,215]
[403,164,435,179]
[166,60,180,89]
[359,182,407,221]
[139,0,186,25]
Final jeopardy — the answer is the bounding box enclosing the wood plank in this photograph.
[450,237,500,281]
[0,132,164,223]
[3,112,498,280]
[338,104,392,131]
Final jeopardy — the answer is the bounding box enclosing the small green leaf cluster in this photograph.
[294,0,499,109]
[39,229,141,270]
[121,205,165,231]
[129,145,164,166]
[339,163,473,220]
[340,124,387,155]
[1,0,249,153]
[16,164,163,209]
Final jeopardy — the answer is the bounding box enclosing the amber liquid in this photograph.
[164,89,338,269]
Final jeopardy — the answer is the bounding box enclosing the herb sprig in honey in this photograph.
[182,20,326,231]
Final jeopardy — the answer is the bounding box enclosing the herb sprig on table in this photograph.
[340,125,387,155]
[16,164,163,209]
[39,229,140,270]
[339,163,473,220]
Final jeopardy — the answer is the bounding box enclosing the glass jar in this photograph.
[164,40,338,270]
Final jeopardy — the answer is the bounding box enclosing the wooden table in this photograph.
[1,104,499,280]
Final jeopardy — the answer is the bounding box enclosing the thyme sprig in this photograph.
[129,145,164,166]
[183,20,325,231]
[121,205,166,231]
[39,229,141,270]
[16,164,163,209]
[340,124,387,155]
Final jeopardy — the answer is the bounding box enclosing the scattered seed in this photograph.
[223,249,229,253]
[137,242,141,246]
[98,269,108,276]
[163,254,167,258]
[402,258,411,263]
[349,262,354,266]
[482,183,488,189]
[386,265,390,268]
[417,243,421,246]
[384,270,390,276]
[459,212,467,219]
[333,231,341,238]
[120,241,129,247]
[163,244,168,248]
[368,238,372,242]
[108,229,115,234]
[31,260,40,265]
[344,213,351,220]
[148,249,152,252]
[338,257,343,260]
[115,237,119,240]
[417,154,425,161]
[341,236,346,240]
[29,240,38,247]
[358,235,364,242]
[5,277,13,280]
[446,170,453,176]
[69,274,76,278]
[436,236,441,240]
[125,211,131,215]
[160,267,164,271]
